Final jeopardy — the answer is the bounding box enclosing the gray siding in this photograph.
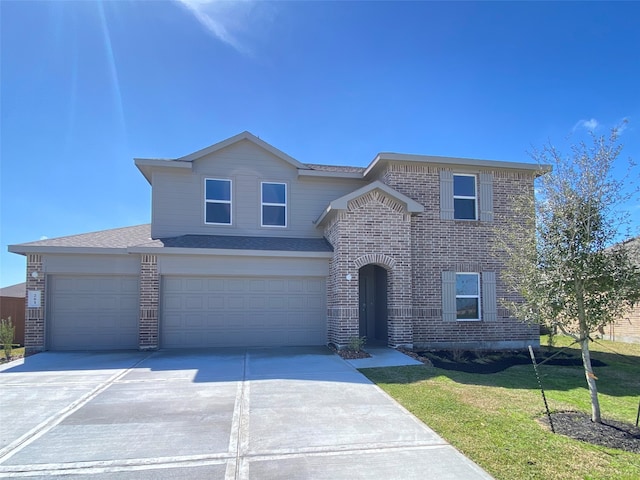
[151,140,366,238]
[43,254,140,275]
[157,254,330,277]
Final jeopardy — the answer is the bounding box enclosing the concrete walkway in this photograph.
[0,348,492,479]
[346,346,424,368]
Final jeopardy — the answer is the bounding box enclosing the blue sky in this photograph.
[1,1,639,287]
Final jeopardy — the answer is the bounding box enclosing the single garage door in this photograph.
[161,276,326,348]
[48,275,139,350]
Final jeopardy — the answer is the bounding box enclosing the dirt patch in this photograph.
[416,349,606,374]
[539,411,640,453]
[0,352,24,365]
[328,344,371,360]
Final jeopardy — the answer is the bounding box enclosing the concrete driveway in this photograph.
[0,347,492,479]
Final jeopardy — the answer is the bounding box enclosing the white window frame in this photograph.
[204,178,232,225]
[453,174,478,220]
[261,182,287,228]
[456,272,481,321]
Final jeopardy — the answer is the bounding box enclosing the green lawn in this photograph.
[362,337,640,480]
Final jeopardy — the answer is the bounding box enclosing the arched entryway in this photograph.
[358,264,388,345]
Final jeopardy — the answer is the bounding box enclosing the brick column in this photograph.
[139,254,159,350]
[25,254,45,354]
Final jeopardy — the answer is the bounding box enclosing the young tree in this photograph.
[0,316,15,361]
[499,124,640,423]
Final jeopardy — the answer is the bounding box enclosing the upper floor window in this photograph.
[261,182,287,227]
[205,178,231,225]
[456,273,480,320]
[453,174,477,220]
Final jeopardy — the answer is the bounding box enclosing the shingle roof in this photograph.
[11,224,333,253]
[14,224,153,249]
[303,163,365,173]
[145,235,333,252]
[0,282,26,298]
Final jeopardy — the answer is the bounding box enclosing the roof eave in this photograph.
[364,152,551,178]
[126,246,333,258]
[298,169,364,179]
[134,158,192,184]
[8,246,131,255]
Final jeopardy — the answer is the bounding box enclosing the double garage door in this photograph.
[161,276,326,348]
[48,275,139,350]
[48,275,326,350]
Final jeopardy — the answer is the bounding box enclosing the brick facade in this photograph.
[25,254,45,354]
[324,190,413,348]
[603,305,640,344]
[324,162,539,350]
[139,254,159,350]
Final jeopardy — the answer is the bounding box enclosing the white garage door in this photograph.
[161,276,326,348]
[49,276,139,350]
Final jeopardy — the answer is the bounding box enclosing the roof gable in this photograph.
[178,131,306,169]
[315,181,424,226]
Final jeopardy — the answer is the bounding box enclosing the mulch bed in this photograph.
[328,344,371,359]
[539,411,640,453]
[415,349,606,375]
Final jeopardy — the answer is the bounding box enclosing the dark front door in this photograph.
[358,265,388,345]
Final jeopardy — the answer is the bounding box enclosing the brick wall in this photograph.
[25,254,46,354]
[377,163,539,349]
[324,189,413,347]
[139,254,159,350]
[603,305,640,344]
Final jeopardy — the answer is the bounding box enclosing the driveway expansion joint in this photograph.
[0,352,154,465]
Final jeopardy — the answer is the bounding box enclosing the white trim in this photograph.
[127,246,333,258]
[455,272,481,321]
[260,182,287,228]
[453,174,478,221]
[298,169,363,179]
[364,152,551,178]
[178,131,307,169]
[204,178,232,225]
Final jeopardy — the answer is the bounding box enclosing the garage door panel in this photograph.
[267,279,285,292]
[228,279,244,292]
[228,296,244,309]
[207,278,225,290]
[49,276,138,351]
[161,275,326,348]
[248,279,266,292]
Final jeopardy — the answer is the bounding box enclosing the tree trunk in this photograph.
[575,279,602,423]
[580,337,601,423]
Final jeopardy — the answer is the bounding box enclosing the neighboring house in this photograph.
[9,131,547,353]
[0,282,26,346]
[602,236,640,344]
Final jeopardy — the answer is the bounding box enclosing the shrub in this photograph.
[348,336,367,353]
[0,316,15,360]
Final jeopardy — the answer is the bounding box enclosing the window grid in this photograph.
[456,272,481,321]
[204,178,232,225]
[453,174,477,220]
[261,182,287,228]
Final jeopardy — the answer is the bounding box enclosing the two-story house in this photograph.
[10,131,547,353]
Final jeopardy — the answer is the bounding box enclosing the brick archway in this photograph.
[354,253,396,270]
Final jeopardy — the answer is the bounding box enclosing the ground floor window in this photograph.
[455,273,480,320]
